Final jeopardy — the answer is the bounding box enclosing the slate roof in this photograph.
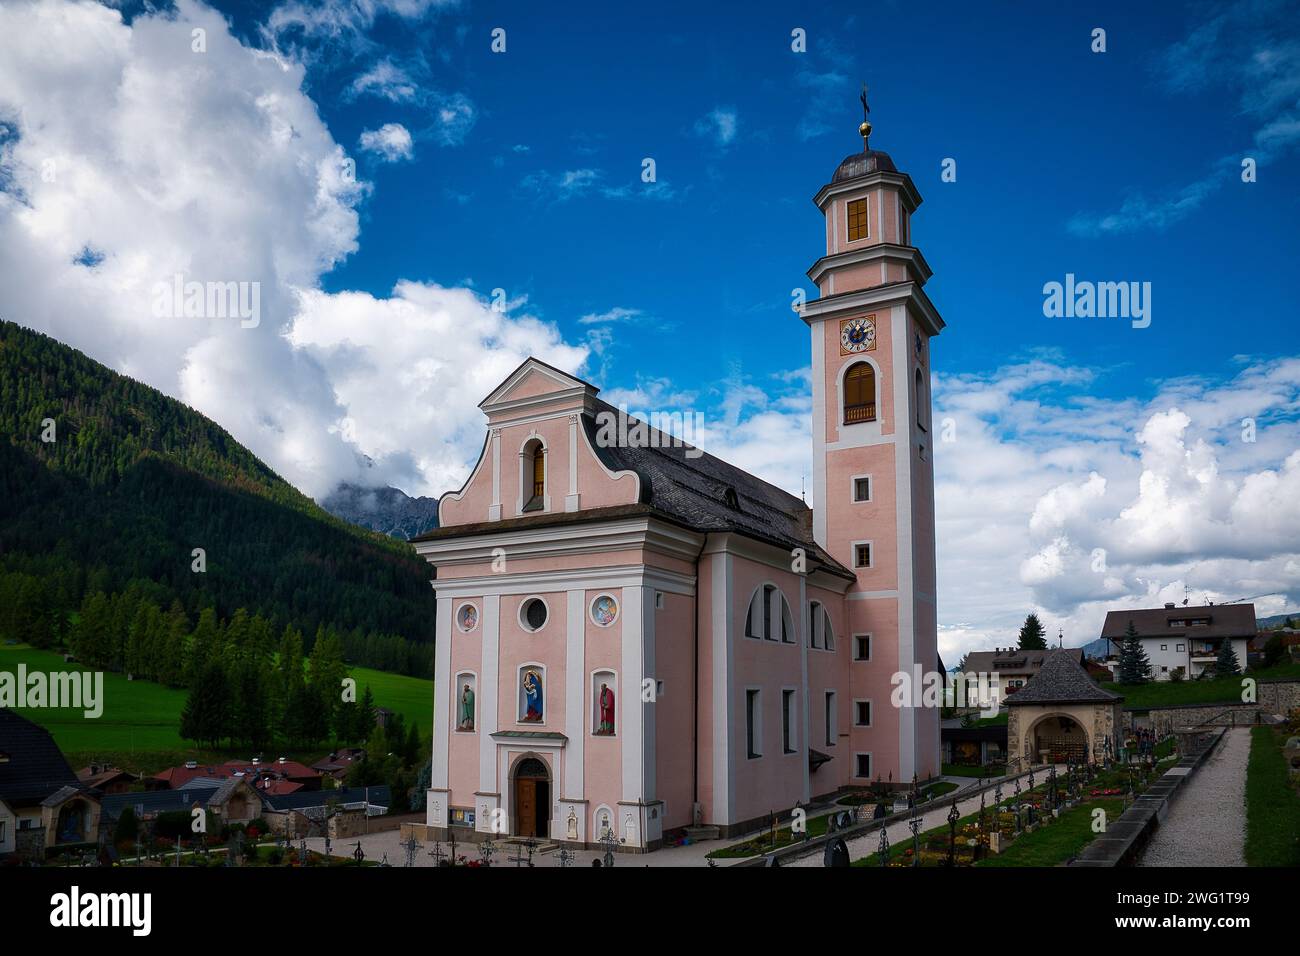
[832,149,899,182]
[580,402,849,573]
[1004,649,1124,706]
[963,648,1067,674]
[40,784,89,808]
[413,405,853,578]
[100,787,214,821]
[0,707,79,808]
[262,785,390,813]
[1100,603,1256,641]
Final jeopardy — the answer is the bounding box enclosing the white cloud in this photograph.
[359,122,414,161]
[349,58,420,102]
[287,282,587,495]
[578,307,641,325]
[694,107,738,147]
[0,0,558,499]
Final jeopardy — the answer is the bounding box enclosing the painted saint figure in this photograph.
[597,682,615,735]
[522,670,543,721]
[459,682,475,731]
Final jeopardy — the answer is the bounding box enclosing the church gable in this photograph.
[437,358,642,528]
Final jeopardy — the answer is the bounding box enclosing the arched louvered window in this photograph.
[844,363,876,425]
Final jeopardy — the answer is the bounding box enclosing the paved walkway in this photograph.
[305,768,1036,868]
[1137,728,1248,867]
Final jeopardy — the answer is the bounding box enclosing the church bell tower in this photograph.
[801,89,944,784]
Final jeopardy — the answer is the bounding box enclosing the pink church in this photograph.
[415,120,944,851]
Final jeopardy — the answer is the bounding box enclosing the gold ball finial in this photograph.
[858,82,872,150]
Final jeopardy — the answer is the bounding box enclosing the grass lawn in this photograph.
[853,765,1148,867]
[977,798,1123,867]
[1244,724,1300,867]
[1105,662,1300,709]
[706,812,833,859]
[0,644,432,772]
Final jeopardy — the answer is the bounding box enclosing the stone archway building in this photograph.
[1006,650,1123,765]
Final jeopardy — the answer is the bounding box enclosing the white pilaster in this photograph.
[710,551,733,822]
[566,415,580,511]
[891,304,917,782]
[432,597,452,789]
[564,589,585,798]
[489,430,502,521]
[478,595,500,794]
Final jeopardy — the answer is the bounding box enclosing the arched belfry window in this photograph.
[522,439,545,512]
[844,363,876,425]
[915,368,927,431]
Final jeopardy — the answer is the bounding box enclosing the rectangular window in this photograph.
[746,689,761,759]
[847,198,868,241]
[853,476,871,502]
[855,753,872,779]
[782,689,796,754]
[825,691,836,746]
[855,700,872,727]
[855,634,872,661]
[1161,644,1168,651]
[854,543,872,568]
[808,601,819,648]
[1176,643,1185,652]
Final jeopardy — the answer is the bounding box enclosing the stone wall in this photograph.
[1123,679,1300,736]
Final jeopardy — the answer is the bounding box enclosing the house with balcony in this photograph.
[1099,603,1256,681]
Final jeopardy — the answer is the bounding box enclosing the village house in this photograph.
[1099,603,1255,681]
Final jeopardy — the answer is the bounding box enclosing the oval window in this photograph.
[456,604,479,632]
[521,598,548,632]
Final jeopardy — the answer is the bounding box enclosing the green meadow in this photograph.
[0,643,432,772]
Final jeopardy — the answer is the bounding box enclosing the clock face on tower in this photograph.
[839,315,876,355]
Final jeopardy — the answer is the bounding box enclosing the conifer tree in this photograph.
[1214,637,1241,677]
[1017,612,1048,650]
[1118,620,1152,684]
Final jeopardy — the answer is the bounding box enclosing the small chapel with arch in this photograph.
[414,103,945,850]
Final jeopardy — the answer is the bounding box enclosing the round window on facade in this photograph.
[456,603,479,633]
[590,594,619,627]
[521,597,548,632]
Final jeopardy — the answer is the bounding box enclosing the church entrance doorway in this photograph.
[512,756,551,838]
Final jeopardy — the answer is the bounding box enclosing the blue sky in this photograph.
[235,0,1300,397]
[2,0,1298,656]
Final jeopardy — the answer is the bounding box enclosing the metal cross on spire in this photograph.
[858,82,873,149]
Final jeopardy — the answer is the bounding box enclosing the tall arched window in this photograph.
[744,585,794,642]
[522,439,545,512]
[844,363,876,424]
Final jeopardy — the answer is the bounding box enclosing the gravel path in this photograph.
[1138,728,1248,867]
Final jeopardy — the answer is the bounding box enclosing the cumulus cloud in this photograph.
[0,0,563,498]
[287,282,587,495]
[359,122,414,161]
